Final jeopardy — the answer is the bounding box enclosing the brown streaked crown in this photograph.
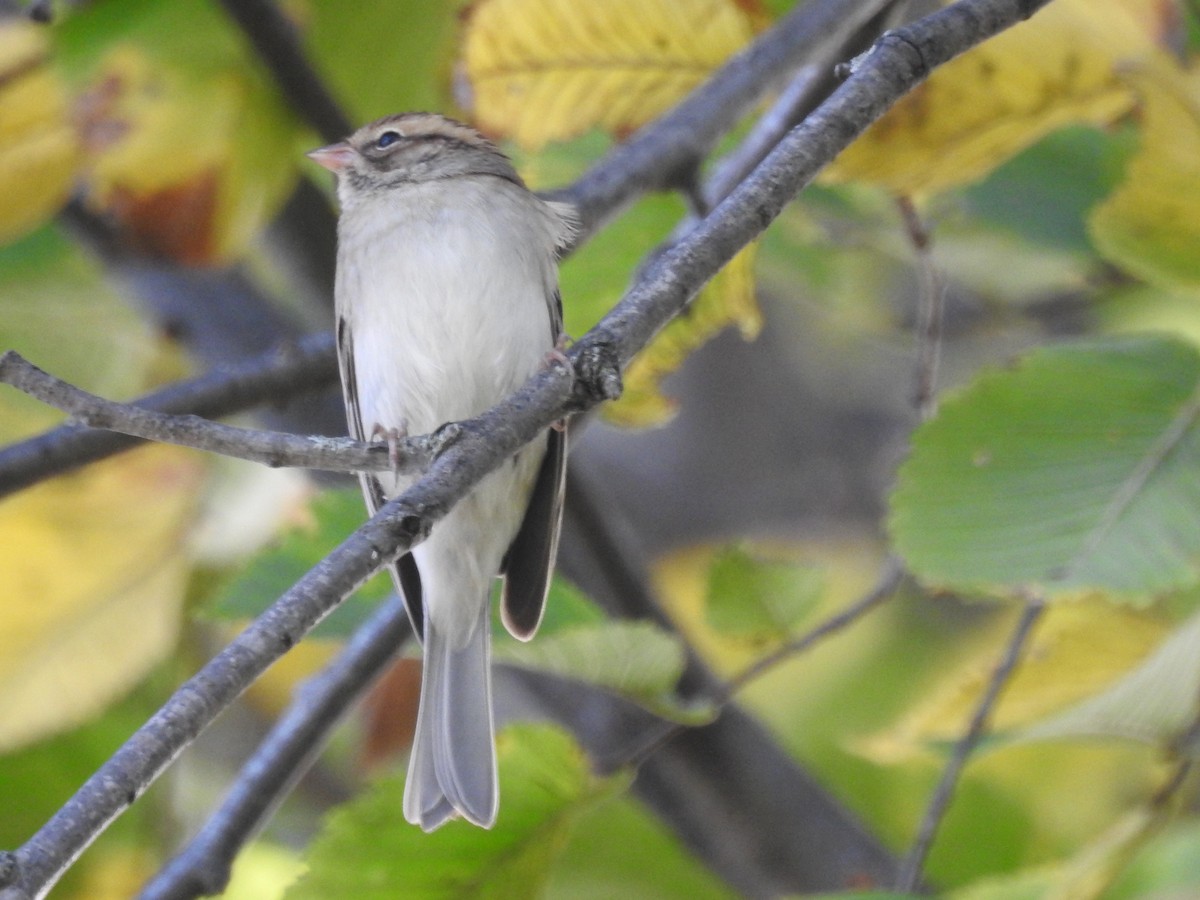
[336,112,523,192]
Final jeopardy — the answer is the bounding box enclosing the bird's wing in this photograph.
[499,286,568,640]
[337,315,426,641]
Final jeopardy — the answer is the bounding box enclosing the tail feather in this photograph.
[403,600,497,831]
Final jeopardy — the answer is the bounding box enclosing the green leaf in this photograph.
[1105,819,1200,899]
[705,545,824,641]
[205,488,391,639]
[948,808,1159,900]
[965,124,1135,254]
[286,725,627,900]
[301,0,457,123]
[890,334,1200,600]
[494,621,712,724]
[548,793,738,899]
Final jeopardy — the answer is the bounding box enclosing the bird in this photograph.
[308,112,575,830]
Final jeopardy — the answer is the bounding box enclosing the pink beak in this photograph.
[306,141,356,173]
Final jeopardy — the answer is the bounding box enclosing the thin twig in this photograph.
[896,594,1047,892]
[0,352,426,476]
[138,599,413,900]
[551,0,901,239]
[0,3,1057,896]
[897,196,945,420]
[0,333,339,499]
[723,555,906,700]
[621,556,906,772]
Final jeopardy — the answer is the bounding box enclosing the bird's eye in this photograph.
[376,131,400,149]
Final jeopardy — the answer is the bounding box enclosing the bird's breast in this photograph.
[336,183,557,438]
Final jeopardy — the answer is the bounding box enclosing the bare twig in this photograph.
[724,555,906,700]
[138,599,413,900]
[0,2,1057,896]
[897,197,945,420]
[0,352,427,476]
[551,0,902,238]
[620,555,906,772]
[0,333,339,499]
[896,595,1047,892]
[0,497,407,900]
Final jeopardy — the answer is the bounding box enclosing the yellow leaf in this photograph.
[79,45,298,265]
[0,445,205,750]
[459,0,760,150]
[606,240,761,427]
[0,21,80,244]
[859,599,1168,763]
[823,0,1176,195]
[1089,59,1200,290]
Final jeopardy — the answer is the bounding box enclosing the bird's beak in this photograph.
[306,141,355,173]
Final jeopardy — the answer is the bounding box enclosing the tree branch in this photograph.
[138,599,413,900]
[896,594,1047,892]
[0,351,427,476]
[554,0,901,237]
[0,332,340,498]
[0,1,1057,896]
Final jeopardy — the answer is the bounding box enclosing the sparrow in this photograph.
[308,113,575,830]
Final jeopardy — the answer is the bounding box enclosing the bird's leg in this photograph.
[370,421,408,472]
[544,335,573,432]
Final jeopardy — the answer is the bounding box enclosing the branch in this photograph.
[619,555,906,772]
[548,0,901,236]
[138,599,413,900]
[0,0,893,498]
[0,1,1056,896]
[896,594,1047,892]
[0,352,429,476]
[0,332,339,498]
[897,196,945,420]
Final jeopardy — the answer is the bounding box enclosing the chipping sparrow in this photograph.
[308,113,574,831]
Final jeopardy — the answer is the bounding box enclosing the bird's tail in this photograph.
[402,599,497,831]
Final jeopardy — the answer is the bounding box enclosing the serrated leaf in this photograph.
[494,621,711,723]
[823,0,1175,195]
[0,444,205,750]
[890,335,1200,600]
[286,725,628,900]
[858,599,1168,763]
[705,544,824,641]
[1089,58,1200,290]
[459,0,760,150]
[1016,602,1200,749]
[0,21,80,245]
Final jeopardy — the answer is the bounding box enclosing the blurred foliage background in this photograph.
[4,0,1200,897]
